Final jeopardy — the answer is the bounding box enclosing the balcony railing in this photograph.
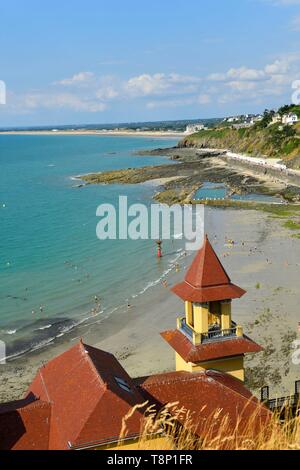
[180,318,194,339]
[268,395,300,412]
[178,317,238,344]
[201,327,237,343]
[261,382,300,415]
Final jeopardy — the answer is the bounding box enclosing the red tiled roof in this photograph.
[171,235,246,302]
[0,396,51,450]
[135,369,270,439]
[161,329,263,363]
[0,340,269,450]
[27,342,147,450]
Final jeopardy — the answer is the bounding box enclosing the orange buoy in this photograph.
[156,240,163,258]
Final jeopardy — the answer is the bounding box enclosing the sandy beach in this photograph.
[1,206,299,403]
[0,129,185,138]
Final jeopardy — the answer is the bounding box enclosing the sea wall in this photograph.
[223,156,300,187]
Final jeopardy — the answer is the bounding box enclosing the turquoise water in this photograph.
[194,182,283,203]
[0,135,183,358]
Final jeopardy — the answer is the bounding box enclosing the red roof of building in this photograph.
[0,341,267,450]
[27,341,147,450]
[0,396,51,450]
[161,329,263,363]
[172,235,246,302]
[135,369,270,439]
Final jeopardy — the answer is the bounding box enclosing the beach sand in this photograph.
[0,207,299,402]
[0,130,185,138]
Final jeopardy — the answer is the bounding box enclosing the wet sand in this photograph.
[1,207,299,402]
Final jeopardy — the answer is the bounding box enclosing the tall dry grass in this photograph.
[119,402,300,450]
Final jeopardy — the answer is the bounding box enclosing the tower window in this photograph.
[210,301,221,316]
[115,376,132,393]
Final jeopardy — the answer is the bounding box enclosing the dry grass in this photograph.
[118,402,300,450]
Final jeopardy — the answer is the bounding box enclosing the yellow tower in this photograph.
[161,235,262,382]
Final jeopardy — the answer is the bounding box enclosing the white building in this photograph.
[271,113,282,125]
[226,116,240,123]
[185,123,205,134]
[282,113,298,125]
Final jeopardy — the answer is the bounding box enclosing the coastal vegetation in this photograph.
[283,220,300,230]
[181,105,300,169]
[121,403,300,450]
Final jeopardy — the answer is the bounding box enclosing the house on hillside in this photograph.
[271,113,282,125]
[185,123,205,134]
[282,113,298,125]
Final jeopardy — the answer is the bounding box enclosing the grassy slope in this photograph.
[181,120,300,169]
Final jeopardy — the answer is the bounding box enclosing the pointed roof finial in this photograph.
[171,235,246,302]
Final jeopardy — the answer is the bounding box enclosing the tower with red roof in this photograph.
[161,235,262,381]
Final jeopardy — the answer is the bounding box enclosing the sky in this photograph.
[1,0,300,127]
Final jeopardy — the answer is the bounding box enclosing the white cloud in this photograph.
[126,74,169,96]
[227,67,266,81]
[208,66,266,82]
[265,59,288,74]
[227,81,257,91]
[7,91,107,113]
[96,86,119,100]
[205,54,300,106]
[4,53,300,116]
[125,73,201,97]
[207,72,227,81]
[54,72,95,86]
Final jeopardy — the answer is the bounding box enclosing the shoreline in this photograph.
[1,207,300,403]
[0,130,185,138]
[79,146,300,204]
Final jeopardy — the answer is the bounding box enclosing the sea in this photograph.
[0,134,186,359]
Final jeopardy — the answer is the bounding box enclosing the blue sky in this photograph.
[0,0,300,126]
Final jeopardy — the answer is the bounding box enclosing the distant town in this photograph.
[185,107,299,134]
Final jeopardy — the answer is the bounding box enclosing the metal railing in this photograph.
[180,318,194,339]
[178,317,238,344]
[268,395,300,412]
[261,381,300,415]
[201,326,237,343]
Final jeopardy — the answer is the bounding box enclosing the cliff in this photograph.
[180,109,300,169]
